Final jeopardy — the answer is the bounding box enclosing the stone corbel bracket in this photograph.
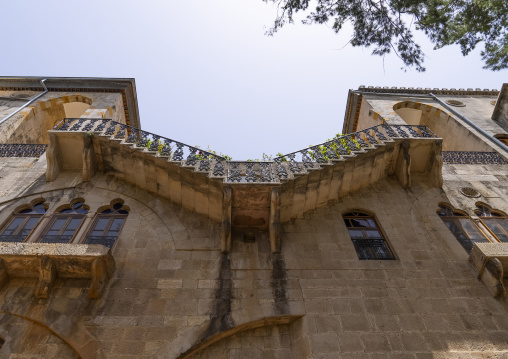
[0,243,115,299]
[469,243,508,298]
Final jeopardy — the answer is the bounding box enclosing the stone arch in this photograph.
[1,95,94,145]
[392,101,493,151]
[0,310,104,358]
[155,314,305,359]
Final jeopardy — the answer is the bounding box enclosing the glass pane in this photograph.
[18,208,33,214]
[113,203,123,211]
[101,209,114,214]
[60,208,72,213]
[365,230,383,239]
[25,217,40,230]
[348,229,364,239]
[107,218,125,236]
[350,219,370,228]
[91,218,109,236]
[48,218,67,234]
[33,203,46,214]
[19,217,41,236]
[483,219,508,242]
[94,218,109,230]
[67,218,83,230]
[2,217,25,235]
[72,202,83,209]
[458,218,488,241]
[353,239,394,260]
[442,217,488,253]
[76,208,88,214]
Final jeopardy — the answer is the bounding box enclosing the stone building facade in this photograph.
[0,77,507,358]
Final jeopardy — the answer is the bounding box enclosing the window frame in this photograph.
[39,213,87,244]
[475,204,508,243]
[0,213,44,243]
[437,204,491,253]
[82,213,128,249]
[0,202,47,243]
[343,210,395,260]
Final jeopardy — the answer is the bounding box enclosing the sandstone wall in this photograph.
[0,172,506,358]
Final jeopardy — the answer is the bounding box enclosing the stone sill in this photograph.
[0,243,115,299]
[469,243,508,298]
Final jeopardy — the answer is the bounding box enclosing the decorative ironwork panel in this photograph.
[245,162,257,182]
[104,123,117,136]
[382,125,398,138]
[363,130,378,145]
[137,131,150,148]
[442,151,508,165]
[185,148,198,166]
[198,159,210,172]
[354,134,369,148]
[0,144,47,158]
[373,127,388,141]
[392,125,409,138]
[149,136,160,152]
[126,128,138,143]
[275,159,288,180]
[260,162,273,182]
[82,119,98,132]
[39,235,73,244]
[352,239,394,260]
[288,153,302,173]
[417,125,435,138]
[301,150,314,169]
[213,160,225,176]
[0,235,26,242]
[405,126,420,138]
[85,236,118,248]
[228,163,241,182]
[95,120,108,132]
[311,146,327,163]
[69,119,86,131]
[160,140,172,156]
[115,125,127,139]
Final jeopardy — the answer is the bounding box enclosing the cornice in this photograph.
[357,85,499,96]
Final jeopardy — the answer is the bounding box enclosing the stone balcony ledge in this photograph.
[0,243,115,299]
[469,243,508,298]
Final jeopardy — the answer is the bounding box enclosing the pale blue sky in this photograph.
[2,1,505,159]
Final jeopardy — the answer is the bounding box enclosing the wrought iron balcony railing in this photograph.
[271,124,437,180]
[0,144,47,158]
[52,119,438,183]
[53,118,227,161]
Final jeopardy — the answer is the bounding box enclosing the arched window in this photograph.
[0,201,47,242]
[437,204,489,252]
[343,211,395,260]
[39,200,89,244]
[84,201,129,248]
[475,204,508,242]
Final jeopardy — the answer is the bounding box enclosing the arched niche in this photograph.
[0,95,93,145]
[393,101,493,152]
[63,101,91,118]
[394,107,422,126]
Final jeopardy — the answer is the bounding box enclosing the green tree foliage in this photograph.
[263,0,508,71]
